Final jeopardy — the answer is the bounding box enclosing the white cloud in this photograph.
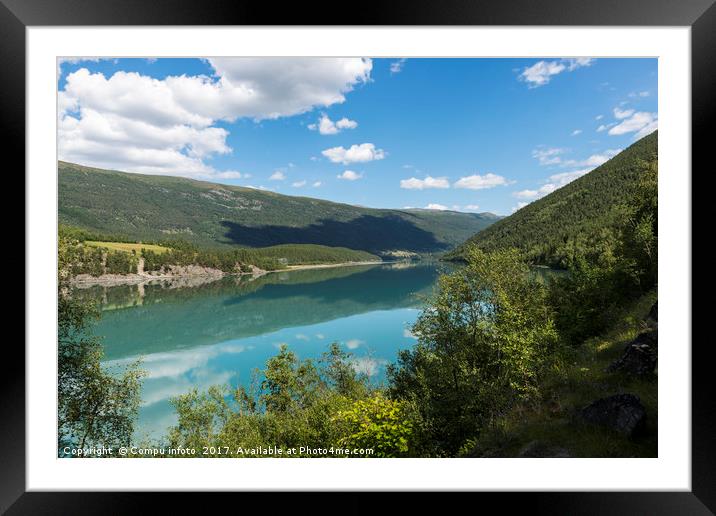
[514,167,597,201]
[390,59,406,74]
[312,181,322,187]
[58,58,372,179]
[308,113,358,135]
[322,143,385,164]
[613,107,635,119]
[629,91,650,98]
[608,111,658,138]
[511,201,529,213]
[580,149,621,166]
[571,129,582,136]
[532,147,566,165]
[562,148,622,168]
[291,180,307,188]
[399,176,450,190]
[595,114,604,120]
[454,173,510,190]
[425,203,449,210]
[520,58,594,87]
[212,170,244,179]
[463,204,481,211]
[337,170,363,181]
[269,170,286,180]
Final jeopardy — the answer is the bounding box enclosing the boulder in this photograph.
[580,393,646,437]
[607,330,658,376]
[517,440,570,458]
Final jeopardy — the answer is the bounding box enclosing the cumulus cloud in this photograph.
[308,113,358,135]
[514,166,599,202]
[563,148,622,168]
[532,147,566,165]
[608,111,658,138]
[520,58,594,88]
[390,59,406,74]
[518,145,622,202]
[322,143,385,164]
[291,180,307,188]
[454,173,510,190]
[425,203,449,210]
[312,181,322,187]
[337,170,363,181]
[572,129,582,136]
[511,201,529,213]
[614,107,636,119]
[399,176,450,190]
[463,204,481,211]
[269,170,286,180]
[58,58,373,179]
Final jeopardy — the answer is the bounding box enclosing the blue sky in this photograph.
[58,57,657,215]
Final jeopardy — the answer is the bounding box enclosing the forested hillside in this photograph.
[59,162,500,255]
[448,131,657,267]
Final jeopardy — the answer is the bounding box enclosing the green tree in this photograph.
[389,246,559,455]
[58,238,144,454]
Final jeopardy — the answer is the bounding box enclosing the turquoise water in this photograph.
[79,262,444,440]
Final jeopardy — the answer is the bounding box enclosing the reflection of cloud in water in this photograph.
[345,339,363,349]
[385,262,419,270]
[295,333,310,341]
[350,356,388,377]
[140,370,235,407]
[105,341,250,380]
[403,328,417,339]
[315,333,325,339]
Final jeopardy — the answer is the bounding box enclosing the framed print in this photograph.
[6,0,714,511]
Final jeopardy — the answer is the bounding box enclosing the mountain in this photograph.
[58,162,500,255]
[447,131,658,266]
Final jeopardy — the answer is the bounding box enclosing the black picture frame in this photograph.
[5,0,712,512]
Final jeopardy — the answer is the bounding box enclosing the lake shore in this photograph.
[69,260,387,288]
[281,260,384,272]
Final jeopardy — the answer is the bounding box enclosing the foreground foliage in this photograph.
[167,344,416,457]
[388,248,561,455]
[57,248,143,454]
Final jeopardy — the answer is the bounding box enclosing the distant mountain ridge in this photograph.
[59,161,500,255]
[447,131,658,266]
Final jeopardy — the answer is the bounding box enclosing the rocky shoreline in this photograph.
[69,260,384,288]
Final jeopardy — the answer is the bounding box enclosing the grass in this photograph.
[467,290,658,458]
[85,241,172,254]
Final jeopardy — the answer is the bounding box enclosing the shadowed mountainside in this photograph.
[59,161,500,255]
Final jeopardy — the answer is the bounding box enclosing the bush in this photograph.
[332,394,414,457]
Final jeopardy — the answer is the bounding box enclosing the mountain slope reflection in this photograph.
[86,262,441,360]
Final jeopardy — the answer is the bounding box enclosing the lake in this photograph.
[76,262,445,441]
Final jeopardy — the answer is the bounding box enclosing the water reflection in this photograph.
[79,262,444,439]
